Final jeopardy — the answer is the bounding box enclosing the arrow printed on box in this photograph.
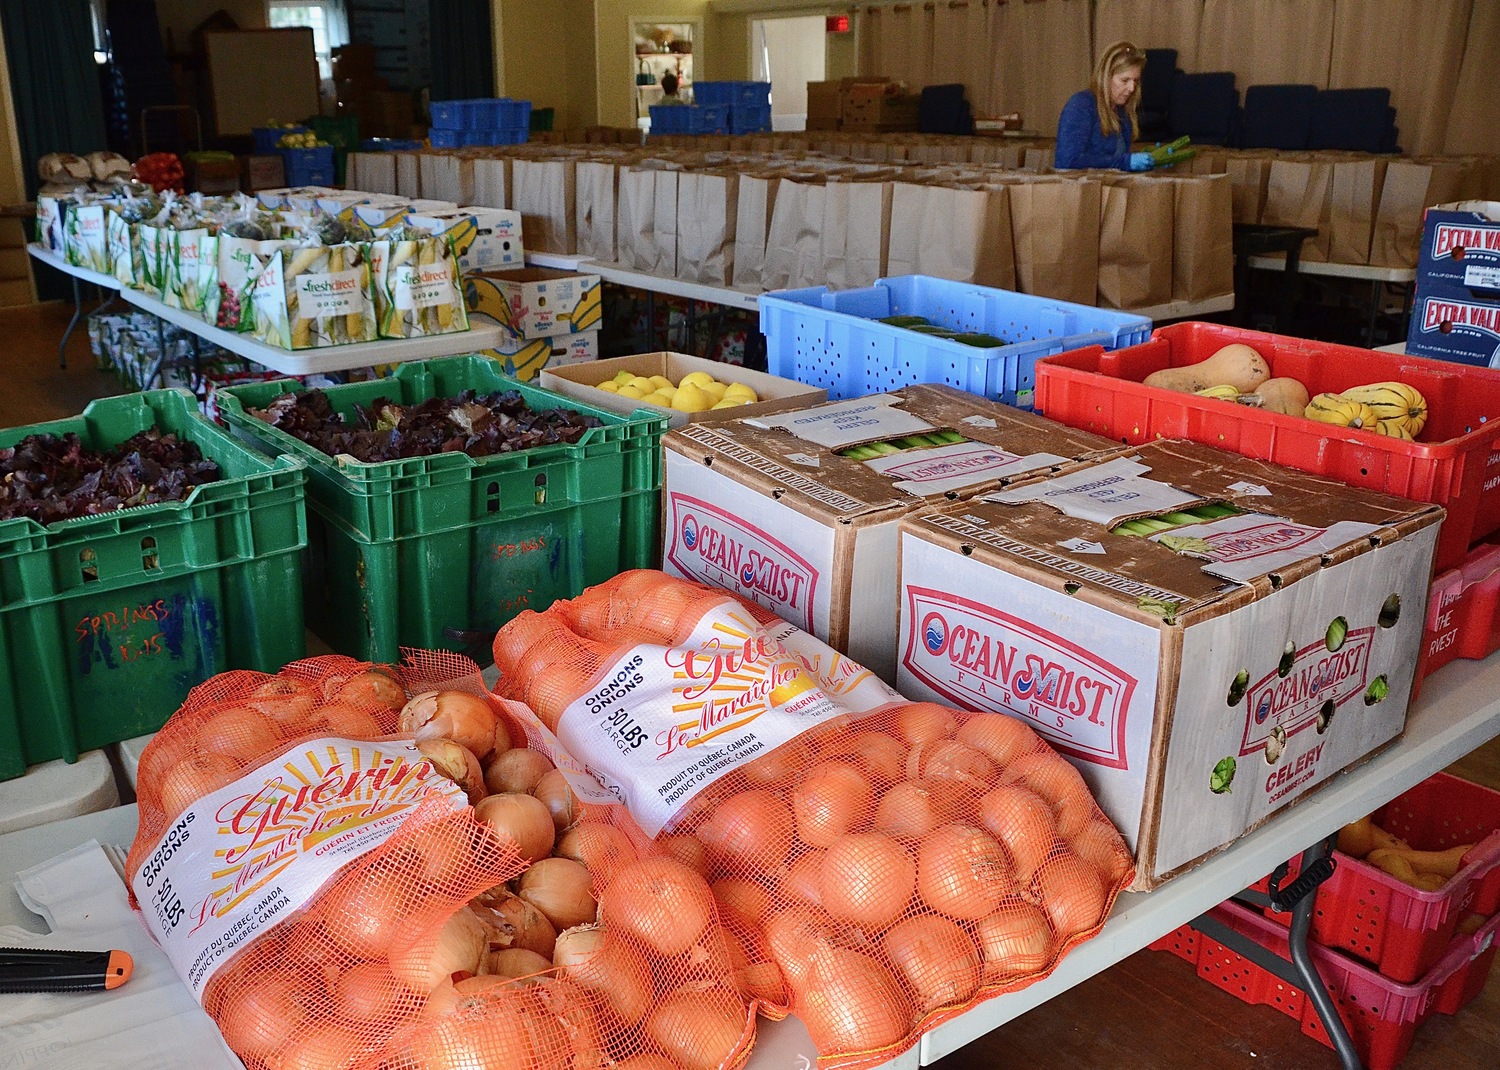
[786,452,822,467]
[1059,538,1106,555]
[962,415,998,428]
[1228,481,1272,496]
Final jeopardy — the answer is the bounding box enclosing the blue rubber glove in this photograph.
[1128,152,1155,172]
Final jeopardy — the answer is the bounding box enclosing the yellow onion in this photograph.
[553,924,654,1025]
[389,906,487,992]
[474,792,556,863]
[484,747,555,796]
[416,738,486,804]
[399,690,499,761]
[518,857,599,931]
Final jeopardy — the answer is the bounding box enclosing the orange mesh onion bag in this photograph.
[489,571,1137,1070]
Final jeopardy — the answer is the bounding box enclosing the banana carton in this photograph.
[491,330,599,381]
[660,385,1118,680]
[895,439,1443,888]
[407,207,524,274]
[465,266,602,341]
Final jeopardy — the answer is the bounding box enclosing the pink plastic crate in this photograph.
[1034,321,1500,574]
[1417,541,1500,689]
[1249,772,1500,983]
[1151,900,1500,1070]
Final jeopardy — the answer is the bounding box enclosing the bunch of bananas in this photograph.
[1304,382,1428,440]
[277,131,327,150]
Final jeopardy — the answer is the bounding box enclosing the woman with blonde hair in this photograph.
[1056,41,1153,171]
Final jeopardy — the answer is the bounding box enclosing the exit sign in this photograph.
[826,15,850,33]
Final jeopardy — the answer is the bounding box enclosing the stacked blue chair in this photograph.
[1309,88,1398,153]
[1169,71,1240,146]
[919,84,973,135]
[1239,84,1318,150]
[1137,49,1178,141]
[429,98,532,148]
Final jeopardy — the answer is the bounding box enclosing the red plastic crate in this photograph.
[1151,900,1500,1070]
[1034,321,1500,573]
[1248,772,1500,983]
[1418,541,1500,687]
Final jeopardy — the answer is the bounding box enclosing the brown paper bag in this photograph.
[574,161,617,263]
[762,179,827,291]
[676,171,738,286]
[1007,177,1099,304]
[1223,154,1273,224]
[511,158,577,254]
[615,166,658,272]
[886,182,1015,290]
[821,180,892,289]
[471,158,507,208]
[419,153,474,206]
[1098,177,1175,310]
[1172,174,1235,303]
[1328,156,1388,266]
[1371,159,1467,269]
[395,151,422,198]
[733,174,779,289]
[1262,157,1334,261]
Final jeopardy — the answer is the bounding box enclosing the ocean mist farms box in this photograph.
[894,440,1443,888]
[661,385,1118,681]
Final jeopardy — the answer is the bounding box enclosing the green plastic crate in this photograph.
[0,391,308,781]
[309,116,360,185]
[217,355,668,664]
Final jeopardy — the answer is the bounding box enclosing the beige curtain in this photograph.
[882,4,935,87]
[986,0,1022,119]
[858,7,882,76]
[1093,0,1203,69]
[932,1,995,114]
[1199,0,1334,87]
[1012,0,1092,135]
[1443,0,1500,154]
[1330,0,1471,156]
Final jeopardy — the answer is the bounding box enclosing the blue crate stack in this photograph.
[693,82,772,135]
[429,98,532,147]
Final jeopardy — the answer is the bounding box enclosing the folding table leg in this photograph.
[1197,836,1364,1069]
[58,276,84,369]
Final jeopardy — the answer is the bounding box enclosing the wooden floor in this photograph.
[6,300,1498,1070]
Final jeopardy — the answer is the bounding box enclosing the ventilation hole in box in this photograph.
[141,536,159,570]
[533,473,547,506]
[80,548,99,583]
[961,545,974,556]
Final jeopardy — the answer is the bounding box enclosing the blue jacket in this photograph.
[1055,90,1133,170]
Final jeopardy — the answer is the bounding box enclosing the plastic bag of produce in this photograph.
[491,570,1135,1070]
[369,231,470,338]
[125,653,530,1070]
[63,199,111,273]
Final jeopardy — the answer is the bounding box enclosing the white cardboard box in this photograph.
[661,386,1118,681]
[540,352,827,430]
[485,328,599,381]
[466,266,602,340]
[408,207,524,274]
[894,439,1443,888]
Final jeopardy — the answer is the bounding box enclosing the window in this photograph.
[266,1,349,80]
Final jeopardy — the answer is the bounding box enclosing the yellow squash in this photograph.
[1194,384,1242,401]
[1340,382,1427,436]
[1305,393,1380,431]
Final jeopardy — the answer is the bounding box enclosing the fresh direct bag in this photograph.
[370,234,470,338]
[125,654,529,1070]
[492,570,1136,1070]
[252,241,377,349]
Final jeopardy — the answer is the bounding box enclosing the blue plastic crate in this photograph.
[687,105,728,135]
[649,105,685,135]
[430,99,470,129]
[429,127,463,148]
[691,82,731,107]
[461,129,494,147]
[759,276,1153,408]
[735,82,771,107]
[281,146,337,187]
[495,99,532,129]
[728,104,773,135]
[254,126,308,154]
[495,127,529,145]
[360,137,424,151]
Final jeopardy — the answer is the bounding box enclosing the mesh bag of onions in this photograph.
[490,570,1137,1070]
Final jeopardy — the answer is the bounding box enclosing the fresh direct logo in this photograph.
[1241,628,1373,755]
[881,444,1023,484]
[666,494,818,629]
[302,275,361,294]
[1432,223,1500,260]
[1201,521,1326,562]
[418,265,451,285]
[1421,297,1500,338]
[902,587,1136,769]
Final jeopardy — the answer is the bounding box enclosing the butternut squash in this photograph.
[1249,377,1311,417]
[1365,848,1420,885]
[1142,342,1271,394]
[1384,842,1475,879]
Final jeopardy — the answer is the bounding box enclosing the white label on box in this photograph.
[1465,264,1500,290]
[394,260,456,310]
[746,395,934,448]
[864,443,1069,497]
[295,268,366,318]
[554,603,900,836]
[984,457,1199,525]
[130,737,464,1000]
[896,533,1161,850]
[1149,513,1381,584]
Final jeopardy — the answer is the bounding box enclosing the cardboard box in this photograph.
[1417,201,1500,294]
[1406,290,1500,367]
[465,267,602,341]
[805,117,841,132]
[807,81,843,121]
[242,154,286,192]
[408,207,524,274]
[488,329,599,381]
[894,439,1443,888]
[541,352,827,430]
[660,386,1117,680]
[843,94,921,132]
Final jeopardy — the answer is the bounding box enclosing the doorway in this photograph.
[749,16,826,131]
[630,17,702,132]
